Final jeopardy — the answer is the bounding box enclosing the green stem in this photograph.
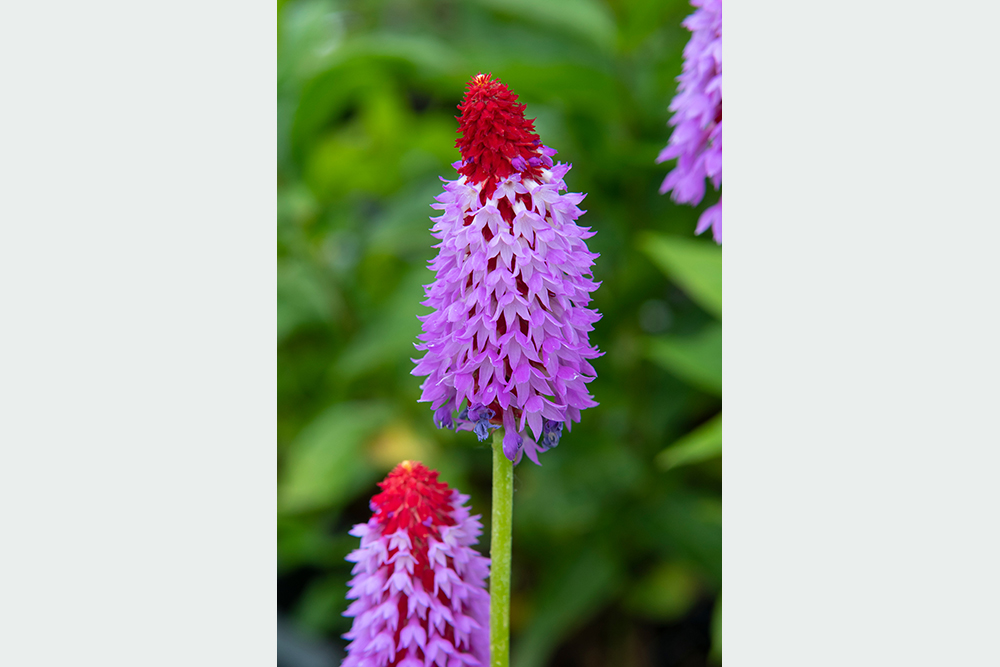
[490,429,513,667]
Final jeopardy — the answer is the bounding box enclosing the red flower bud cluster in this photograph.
[455,73,544,200]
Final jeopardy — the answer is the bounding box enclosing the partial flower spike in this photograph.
[657,0,722,243]
[342,461,490,667]
[412,73,603,464]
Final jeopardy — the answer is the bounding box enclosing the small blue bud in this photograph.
[434,406,454,430]
[540,420,563,451]
[473,420,491,442]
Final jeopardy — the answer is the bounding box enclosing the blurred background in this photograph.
[277,0,722,665]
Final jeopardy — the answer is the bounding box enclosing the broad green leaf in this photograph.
[657,412,722,470]
[647,322,722,395]
[639,232,722,318]
[278,402,391,514]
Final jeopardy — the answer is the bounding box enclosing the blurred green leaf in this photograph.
[277,516,340,572]
[366,180,445,258]
[295,573,350,637]
[340,33,468,76]
[278,402,391,514]
[472,0,617,53]
[710,592,722,664]
[292,61,382,159]
[277,259,338,344]
[639,232,722,318]
[335,267,427,381]
[623,561,702,622]
[647,322,722,395]
[504,63,620,116]
[636,490,722,591]
[657,412,722,470]
[512,548,623,667]
[278,0,344,82]
[642,494,722,587]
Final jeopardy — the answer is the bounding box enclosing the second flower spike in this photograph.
[342,461,490,666]
[412,73,603,464]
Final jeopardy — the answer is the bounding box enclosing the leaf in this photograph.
[623,561,703,622]
[512,548,623,667]
[341,33,468,76]
[647,322,722,395]
[278,402,391,514]
[278,0,345,83]
[641,494,722,587]
[335,267,427,381]
[471,0,617,52]
[502,63,621,118]
[295,573,351,637]
[277,259,337,344]
[710,592,722,664]
[639,232,722,319]
[657,412,722,470]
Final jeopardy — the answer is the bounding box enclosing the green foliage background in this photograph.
[277,0,722,664]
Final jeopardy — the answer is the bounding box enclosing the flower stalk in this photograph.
[490,429,513,667]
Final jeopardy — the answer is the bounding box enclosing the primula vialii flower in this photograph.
[342,461,490,667]
[657,0,722,243]
[412,73,603,464]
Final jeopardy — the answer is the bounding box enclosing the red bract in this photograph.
[370,460,455,554]
[455,73,544,200]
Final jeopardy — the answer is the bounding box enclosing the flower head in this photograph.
[657,0,722,243]
[342,461,490,667]
[412,73,603,464]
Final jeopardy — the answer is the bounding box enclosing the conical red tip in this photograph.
[455,73,544,198]
[369,461,456,539]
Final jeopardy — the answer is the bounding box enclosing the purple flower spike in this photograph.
[342,461,490,667]
[411,73,603,464]
[658,0,722,243]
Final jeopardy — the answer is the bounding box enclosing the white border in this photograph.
[728,1,1000,663]
[0,2,275,664]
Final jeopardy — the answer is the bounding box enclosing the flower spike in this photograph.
[657,0,722,243]
[341,461,490,666]
[412,73,603,464]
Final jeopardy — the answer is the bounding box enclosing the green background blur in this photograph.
[277,0,722,664]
